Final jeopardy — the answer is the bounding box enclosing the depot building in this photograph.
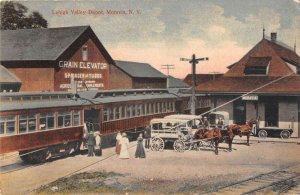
[197,33,300,137]
[0,26,167,92]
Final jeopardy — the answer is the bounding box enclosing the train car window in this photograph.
[136,105,140,116]
[19,114,37,133]
[51,95,59,100]
[140,104,144,116]
[73,110,81,126]
[126,105,131,118]
[132,105,136,117]
[42,95,51,100]
[58,111,71,128]
[162,102,166,113]
[115,107,120,120]
[152,103,156,114]
[12,96,21,101]
[0,116,16,135]
[32,96,42,101]
[40,113,55,130]
[103,108,108,122]
[110,108,115,121]
[0,96,10,102]
[156,103,160,114]
[22,96,31,101]
[148,104,152,115]
[144,104,148,115]
[121,106,126,119]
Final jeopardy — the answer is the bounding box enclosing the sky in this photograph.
[21,0,300,78]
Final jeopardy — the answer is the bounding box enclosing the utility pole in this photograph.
[161,64,175,88]
[180,54,209,115]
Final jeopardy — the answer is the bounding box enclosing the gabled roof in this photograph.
[114,60,166,78]
[225,39,298,77]
[168,76,189,88]
[0,65,21,83]
[197,37,300,95]
[0,26,114,63]
[267,39,300,66]
[1,26,88,61]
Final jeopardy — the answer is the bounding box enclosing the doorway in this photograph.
[265,100,278,127]
[233,99,246,125]
[84,109,101,131]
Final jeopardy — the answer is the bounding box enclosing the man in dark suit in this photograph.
[144,125,151,149]
[87,130,96,157]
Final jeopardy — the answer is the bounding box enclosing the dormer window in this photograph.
[82,46,88,61]
[244,57,271,75]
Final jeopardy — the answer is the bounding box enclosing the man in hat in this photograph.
[144,125,151,149]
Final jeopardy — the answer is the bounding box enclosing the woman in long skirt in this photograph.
[115,131,122,154]
[119,133,130,159]
[135,133,146,158]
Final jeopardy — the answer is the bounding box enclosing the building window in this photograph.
[73,110,81,126]
[103,108,108,122]
[82,46,88,61]
[58,111,71,128]
[244,57,270,75]
[39,113,55,130]
[0,116,16,135]
[19,114,36,133]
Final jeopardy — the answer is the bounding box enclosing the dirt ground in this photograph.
[1,138,300,194]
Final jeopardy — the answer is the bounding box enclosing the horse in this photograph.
[227,119,257,146]
[193,128,222,155]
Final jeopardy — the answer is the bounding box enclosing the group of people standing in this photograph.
[84,121,102,157]
[115,125,151,159]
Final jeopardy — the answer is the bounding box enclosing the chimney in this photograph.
[271,32,277,42]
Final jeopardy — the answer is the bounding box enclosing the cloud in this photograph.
[29,1,299,78]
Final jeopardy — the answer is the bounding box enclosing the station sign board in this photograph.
[56,60,109,92]
[242,95,258,101]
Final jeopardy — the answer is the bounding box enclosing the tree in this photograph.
[0,1,47,30]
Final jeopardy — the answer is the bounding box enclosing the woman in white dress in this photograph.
[119,133,130,159]
[115,131,122,154]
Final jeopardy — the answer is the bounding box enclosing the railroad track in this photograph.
[207,167,300,195]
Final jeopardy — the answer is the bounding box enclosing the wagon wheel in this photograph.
[173,140,185,152]
[150,137,164,151]
[258,130,267,138]
[280,130,290,139]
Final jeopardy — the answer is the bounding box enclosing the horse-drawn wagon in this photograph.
[149,113,229,154]
[149,118,194,151]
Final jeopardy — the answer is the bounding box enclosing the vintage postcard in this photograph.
[0,0,300,194]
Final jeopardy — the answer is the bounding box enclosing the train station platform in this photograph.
[234,136,300,144]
